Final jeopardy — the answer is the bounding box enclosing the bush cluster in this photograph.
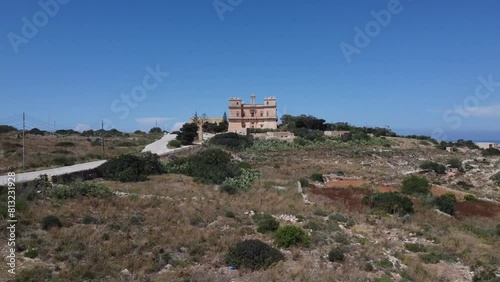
[273,226,311,248]
[209,132,253,151]
[42,215,62,230]
[400,175,431,195]
[97,152,163,182]
[433,193,456,215]
[167,139,182,148]
[310,173,324,183]
[362,192,415,215]
[225,239,284,270]
[252,213,279,234]
[482,148,500,157]
[164,149,243,184]
[220,169,260,194]
[328,247,346,262]
[50,181,112,199]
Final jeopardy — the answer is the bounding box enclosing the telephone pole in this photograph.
[22,112,25,171]
[101,120,105,159]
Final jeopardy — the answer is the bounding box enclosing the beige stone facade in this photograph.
[228,94,278,132]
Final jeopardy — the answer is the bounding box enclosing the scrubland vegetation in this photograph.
[1,118,500,281]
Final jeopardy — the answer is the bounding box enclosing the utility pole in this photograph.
[22,112,25,171]
[101,120,105,159]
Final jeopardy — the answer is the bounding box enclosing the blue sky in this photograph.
[1,0,499,141]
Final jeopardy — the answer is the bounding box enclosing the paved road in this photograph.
[141,133,178,155]
[0,160,106,186]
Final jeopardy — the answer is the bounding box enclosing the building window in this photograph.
[236,102,239,105]
[266,101,269,105]
[251,111,254,117]
[236,112,239,117]
[260,112,263,117]
[266,111,269,117]
[260,124,263,128]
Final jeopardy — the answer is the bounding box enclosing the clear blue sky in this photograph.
[1,0,499,141]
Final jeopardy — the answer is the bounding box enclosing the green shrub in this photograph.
[51,156,77,166]
[82,215,100,224]
[24,248,38,258]
[329,212,349,223]
[496,223,500,236]
[419,161,446,174]
[433,193,456,215]
[313,209,329,217]
[221,169,260,193]
[334,234,350,244]
[464,194,477,202]
[225,239,284,270]
[303,220,326,231]
[447,158,463,171]
[273,226,311,248]
[55,141,75,147]
[482,148,500,157]
[164,149,242,184]
[375,258,393,269]
[220,183,238,194]
[209,132,253,151]
[130,212,144,225]
[299,178,310,188]
[362,192,415,215]
[97,152,163,182]
[400,175,431,195]
[50,181,112,199]
[253,213,279,234]
[167,139,182,148]
[328,247,346,262]
[310,173,324,182]
[419,252,443,264]
[42,215,62,230]
[405,243,427,253]
[224,210,235,218]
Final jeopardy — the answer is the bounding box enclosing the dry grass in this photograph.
[8,138,500,281]
[0,132,159,173]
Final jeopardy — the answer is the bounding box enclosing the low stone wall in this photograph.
[251,131,295,142]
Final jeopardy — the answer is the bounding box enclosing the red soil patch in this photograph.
[431,185,467,201]
[377,186,399,193]
[311,187,371,212]
[455,201,500,218]
[325,179,368,189]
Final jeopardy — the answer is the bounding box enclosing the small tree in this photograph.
[176,123,198,145]
[149,127,162,134]
[401,175,431,196]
